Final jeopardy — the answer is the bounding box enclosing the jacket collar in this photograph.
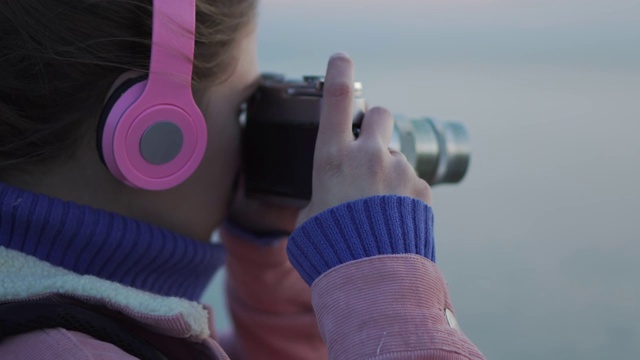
[0,182,225,300]
[0,246,213,340]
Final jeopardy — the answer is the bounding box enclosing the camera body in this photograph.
[243,74,470,207]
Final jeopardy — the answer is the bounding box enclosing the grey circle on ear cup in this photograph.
[140,122,184,165]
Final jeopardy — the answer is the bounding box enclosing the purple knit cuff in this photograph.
[286,195,435,286]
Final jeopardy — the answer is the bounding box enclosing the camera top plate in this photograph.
[260,73,363,98]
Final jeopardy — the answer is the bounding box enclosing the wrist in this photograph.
[286,195,435,285]
[223,218,290,247]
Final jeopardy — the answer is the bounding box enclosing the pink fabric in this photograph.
[0,229,483,359]
[312,254,485,359]
[220,226,328,359]
[0,329,231,360]
[0,328,138,360]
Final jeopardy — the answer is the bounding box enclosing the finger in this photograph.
[317,53,355,149]
[358,107,394,146]
[389,148,406,159]
[415,179,433,206]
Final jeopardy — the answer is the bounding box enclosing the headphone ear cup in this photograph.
[97,75,148,165]
[98,73,207,190]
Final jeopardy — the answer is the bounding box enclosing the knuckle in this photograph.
[415,180,433,204]
[390,151,413,173]
[390,149,407,161]
[324,81,353,99]
[365,106,393,121]
[358,142,388,170]
[390,157,420,187]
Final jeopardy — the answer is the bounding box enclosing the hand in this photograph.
[297,54,432,225]
[228,175,299,235]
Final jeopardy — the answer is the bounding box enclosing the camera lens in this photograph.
[392,116,470,185]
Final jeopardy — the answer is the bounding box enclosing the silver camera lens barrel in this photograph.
[391,116,470,185]
[430,119,470,184]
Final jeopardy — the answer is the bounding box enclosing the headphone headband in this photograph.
[147,0,196,97]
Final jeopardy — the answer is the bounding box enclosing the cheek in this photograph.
[184,112,243,238]
[210,105,241,148]
[202,108,242,188]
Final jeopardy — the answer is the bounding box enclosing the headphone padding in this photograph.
[97,75,148,165]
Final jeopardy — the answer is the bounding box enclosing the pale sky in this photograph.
[231,2,640,359]
[258,0,639,72]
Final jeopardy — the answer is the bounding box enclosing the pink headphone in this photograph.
[98,0,206,191]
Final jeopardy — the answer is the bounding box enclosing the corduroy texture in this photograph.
[0,182,225,301]
[287,195,435,285]
[311,255,485,359]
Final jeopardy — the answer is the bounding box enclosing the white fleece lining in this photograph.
[0,247,210,339]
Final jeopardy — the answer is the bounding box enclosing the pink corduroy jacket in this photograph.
[0,225,484,359]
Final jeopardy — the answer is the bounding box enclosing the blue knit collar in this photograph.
[0,182,225,301]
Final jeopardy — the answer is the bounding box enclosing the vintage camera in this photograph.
[242,74,470,207]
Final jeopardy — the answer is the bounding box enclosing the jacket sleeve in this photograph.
[286,195,485,359]
[219,225,327,360]
[0,329,138,360]
[311,254,485,359]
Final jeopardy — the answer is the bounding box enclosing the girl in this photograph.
[0,0,484,359]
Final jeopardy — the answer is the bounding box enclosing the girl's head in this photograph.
[0,0,259,241]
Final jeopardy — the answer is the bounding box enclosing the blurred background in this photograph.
[203,0,640,358]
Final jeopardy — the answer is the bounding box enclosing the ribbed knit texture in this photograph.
[0,182,225,301]
[287,195,435,285]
